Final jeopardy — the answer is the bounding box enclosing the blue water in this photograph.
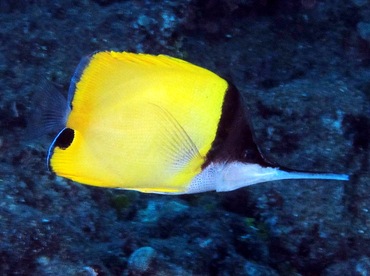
[0,1,369,275]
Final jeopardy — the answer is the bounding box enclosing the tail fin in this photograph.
[26,81,70,139]
[216,162,349,192]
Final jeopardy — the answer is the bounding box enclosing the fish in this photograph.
[35,51,349,194]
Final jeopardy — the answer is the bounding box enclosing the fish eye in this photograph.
[55,128,74,149]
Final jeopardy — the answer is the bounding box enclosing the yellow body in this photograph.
[50,52,228,193]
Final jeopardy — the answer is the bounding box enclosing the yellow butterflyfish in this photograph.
[35,51,348,194]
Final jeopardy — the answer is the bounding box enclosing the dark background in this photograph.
[0,0,369,275]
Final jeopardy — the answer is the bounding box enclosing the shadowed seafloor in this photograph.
[0,0,369,275]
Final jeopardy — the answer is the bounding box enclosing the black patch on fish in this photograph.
[55,128,74,149]
[47,127,75,170]
[204,82,273,168]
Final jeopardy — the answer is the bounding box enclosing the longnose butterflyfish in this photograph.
[38,51,349,194]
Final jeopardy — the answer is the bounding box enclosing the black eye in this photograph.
[55,128,74,149]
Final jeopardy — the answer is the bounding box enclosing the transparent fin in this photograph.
[26,81,70,139]
[150,103,201,171]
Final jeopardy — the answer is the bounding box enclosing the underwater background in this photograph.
[0,0,369,275]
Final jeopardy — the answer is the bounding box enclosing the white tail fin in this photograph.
[216,162,349,192]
